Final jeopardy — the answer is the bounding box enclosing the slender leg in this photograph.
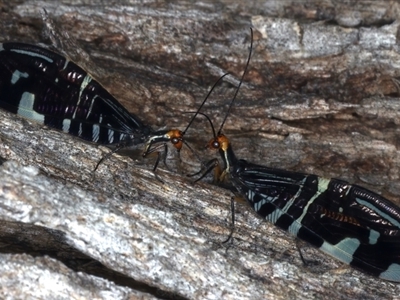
[93,143,125,172]
[188,158,219,182]
[222,197,236,244]
[296,241,308,266]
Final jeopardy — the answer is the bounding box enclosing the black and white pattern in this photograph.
[0,43,182,156]
[209,134,400,282]
[0,42,154,146]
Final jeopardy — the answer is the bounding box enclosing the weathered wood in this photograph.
[1,0,400,299]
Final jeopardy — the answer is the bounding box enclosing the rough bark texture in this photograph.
[1,1,400,299]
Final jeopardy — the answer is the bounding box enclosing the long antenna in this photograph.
[182,72,230,135]
[217,28,254,135]
[195,111,217,139]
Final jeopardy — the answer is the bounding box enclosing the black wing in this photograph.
[0,42,152,145]
[233,160,400,281]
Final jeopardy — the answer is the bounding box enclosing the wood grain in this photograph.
[1,1,400,299]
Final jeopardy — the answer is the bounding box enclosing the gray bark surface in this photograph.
[1,1,400,299]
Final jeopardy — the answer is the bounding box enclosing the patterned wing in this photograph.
[233,160,400,281]
[0,42,152,145]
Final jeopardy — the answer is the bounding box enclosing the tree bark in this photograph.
[1,1,400,299]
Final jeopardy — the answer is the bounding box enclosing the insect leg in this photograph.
[222,197,236,244]
[188,158,220,182]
